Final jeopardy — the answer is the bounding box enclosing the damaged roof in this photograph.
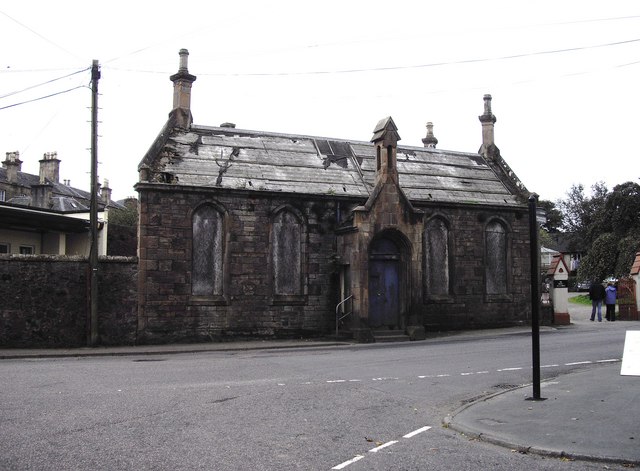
[139,124,526,206]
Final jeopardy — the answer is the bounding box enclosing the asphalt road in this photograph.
[0,310,632,470]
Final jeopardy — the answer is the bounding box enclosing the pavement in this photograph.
[447,298,640,466]
[1,297,639,466]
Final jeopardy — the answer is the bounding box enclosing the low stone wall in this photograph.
[0,255,137,348]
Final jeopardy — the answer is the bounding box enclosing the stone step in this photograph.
[373,329,410,343]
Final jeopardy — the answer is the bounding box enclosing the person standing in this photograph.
[605,282,617,321]
[589,281,606,322]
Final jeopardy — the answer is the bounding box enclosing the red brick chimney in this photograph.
[170,49,197,129]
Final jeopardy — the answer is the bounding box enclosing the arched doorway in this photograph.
[368,237,401,328]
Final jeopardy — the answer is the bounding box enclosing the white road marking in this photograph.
[291,359,619,392]
[403,426,432,438]
[369,440,398,453]
[331,455,364,469]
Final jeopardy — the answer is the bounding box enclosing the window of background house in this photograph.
[192,205,224,296]
[0,190,5,202]
[19,245,34,255]
[0,243,9,254]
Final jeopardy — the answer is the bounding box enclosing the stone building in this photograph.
[136,49,532,343]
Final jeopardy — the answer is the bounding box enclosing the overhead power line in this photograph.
[0,10,83,61]
[105,37,640,77]
[0,67,90,100]
[0,85,86,111]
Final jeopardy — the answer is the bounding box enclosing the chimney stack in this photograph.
[422,122,438,149]
[478,94,497,157]
[170,48,197,129]
[100,178,112,205]
[2,151,22,183]
[39,151,60,184]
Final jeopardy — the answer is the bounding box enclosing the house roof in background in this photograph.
[0,202,91,233]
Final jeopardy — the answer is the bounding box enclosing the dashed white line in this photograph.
[331,455,364,469]
[541,364,559,368]
[565,361,592,366]
[369,440,398,453]
[497,367,522,371]
[597,359,620,363]
[403,426,432,438]
[331,426,432,469]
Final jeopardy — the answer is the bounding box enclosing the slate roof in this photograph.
[140,124,526,207]
[0,167,123,212]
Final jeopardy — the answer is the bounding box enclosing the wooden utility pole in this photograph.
[89,60,100,347]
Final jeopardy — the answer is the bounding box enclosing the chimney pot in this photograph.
[422,122,438,149]
[178,48,189,72]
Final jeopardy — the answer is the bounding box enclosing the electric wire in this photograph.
[104,37,640,77]
[0,85,87,111]
[0,67,90,100]
[0,10,83,61]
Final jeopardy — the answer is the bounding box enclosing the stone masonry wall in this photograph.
[137,187,343,344]
[418,204,531,330]
[0,255,138,347]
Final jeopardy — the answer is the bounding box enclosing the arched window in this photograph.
[271,209,303,296]
[424,217,449,296]
[192,205,224,296]
[485,220,507,295]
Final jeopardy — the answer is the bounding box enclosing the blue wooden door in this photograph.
[369,238,400,328]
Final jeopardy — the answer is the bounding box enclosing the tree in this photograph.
[109,198,138,226]
[604,182,640,237]
[577,233,617,282]
[538,199,562,233]
[574,181,640,281]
